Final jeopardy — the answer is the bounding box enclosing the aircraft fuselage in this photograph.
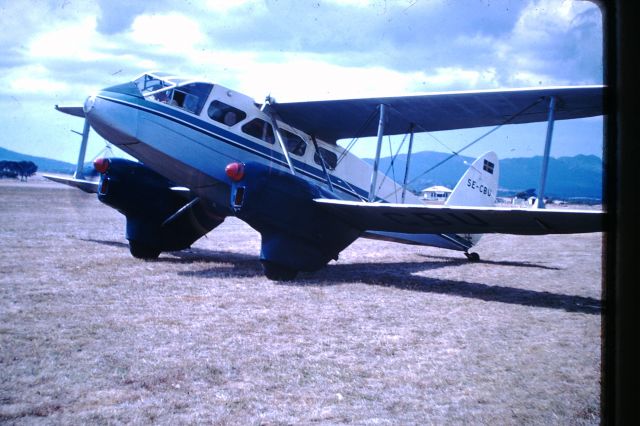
[84,74,415,215]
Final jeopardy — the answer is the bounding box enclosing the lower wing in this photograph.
[42,174,99,194]
[314,199,604,235]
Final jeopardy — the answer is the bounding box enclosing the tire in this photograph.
[465,252,480,262]
[129,241,161,260]
[261,261,298,281]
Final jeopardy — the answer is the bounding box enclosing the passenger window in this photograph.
[313,147,338,170]
[241,118,275,144]
[280,129,307,156]
[207,101,247,126]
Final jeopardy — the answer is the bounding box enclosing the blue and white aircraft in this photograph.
[45,71,604,280]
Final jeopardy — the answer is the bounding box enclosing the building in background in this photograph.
[420,185,452,203]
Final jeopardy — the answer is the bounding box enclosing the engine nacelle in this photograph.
[229,161,361,277]
[95,158,224,257]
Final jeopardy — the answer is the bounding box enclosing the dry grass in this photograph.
[0,180,602,424]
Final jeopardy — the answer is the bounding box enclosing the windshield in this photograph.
[134,73,175,95]
[134,72,213,115]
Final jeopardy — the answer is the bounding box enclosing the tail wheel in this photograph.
[464,252,480,262]
[261,261,298,281]
[129,241,161,260]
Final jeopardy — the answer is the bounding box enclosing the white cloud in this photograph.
[28,16,113,62]
[515,0,593,35]
[7,65,70,95]
[128,13,205,51]
[204,0,264,13]
[420,67,499,91]
[323,0,427,8]
[507,70,557,87]
[495,0,602,85]
[230,57,430,101]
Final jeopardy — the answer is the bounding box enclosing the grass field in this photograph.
[0,181,602,424]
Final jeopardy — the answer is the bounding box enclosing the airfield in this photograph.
[0,179,602,424]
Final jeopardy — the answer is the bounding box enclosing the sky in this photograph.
[0,0,604,165]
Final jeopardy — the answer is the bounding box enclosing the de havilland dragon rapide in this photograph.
[45,71,604,280]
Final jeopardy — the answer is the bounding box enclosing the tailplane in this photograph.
[360,152,499,258]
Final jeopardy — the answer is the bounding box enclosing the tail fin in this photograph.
[446,151,499,207]
[445,151,499,250]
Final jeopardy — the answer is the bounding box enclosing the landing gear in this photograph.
[464,251,480,262]
[129,241,161,260]
[261,261,298,281]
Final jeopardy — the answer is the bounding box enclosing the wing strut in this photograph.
[368,104,386,202]
[73,118,91,180]
[401,124,415,204]
[535,96,556,209]
[267,111,296,176]
[311,134,334,193]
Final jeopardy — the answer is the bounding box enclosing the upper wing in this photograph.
[271,86,604,142]
[314,199,604,235]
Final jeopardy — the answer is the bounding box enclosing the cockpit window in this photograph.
[207,101,247,126]
[139,77,213,116]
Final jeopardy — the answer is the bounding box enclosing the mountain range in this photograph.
[1,146,602,200]
[366,151,602,200]
[0,147,78,174]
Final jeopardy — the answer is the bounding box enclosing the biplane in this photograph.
[45,72,604,279]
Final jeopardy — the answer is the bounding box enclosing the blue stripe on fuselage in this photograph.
[97,92,374,201]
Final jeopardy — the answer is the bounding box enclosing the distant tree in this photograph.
[0,161,18,179]
[0,160,37,181]
[17,161,38,181]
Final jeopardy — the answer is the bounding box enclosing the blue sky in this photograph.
[0,0,603,164]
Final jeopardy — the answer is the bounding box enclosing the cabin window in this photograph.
[208,100,247,126]
[313,147,338,170]
[280,129,307,156]
[242,118,275,143]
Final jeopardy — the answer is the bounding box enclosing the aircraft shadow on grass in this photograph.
[416,254,563,270]
[301,262,601,316]
[80,238,600,315]
[81,239,264,277]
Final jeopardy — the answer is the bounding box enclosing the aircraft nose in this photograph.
[85,92,139,146]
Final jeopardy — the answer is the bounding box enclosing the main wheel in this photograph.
[261,261,298,281]
[129,241,161,260]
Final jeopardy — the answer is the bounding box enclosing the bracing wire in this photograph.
[375,126,412,203]
[336,108,378,166]
[378,96,547,200]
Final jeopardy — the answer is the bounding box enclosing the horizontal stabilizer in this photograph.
[55,105,85,118]
[315,199,604,235]
[42,174,99,194]
[362,230,473,251]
